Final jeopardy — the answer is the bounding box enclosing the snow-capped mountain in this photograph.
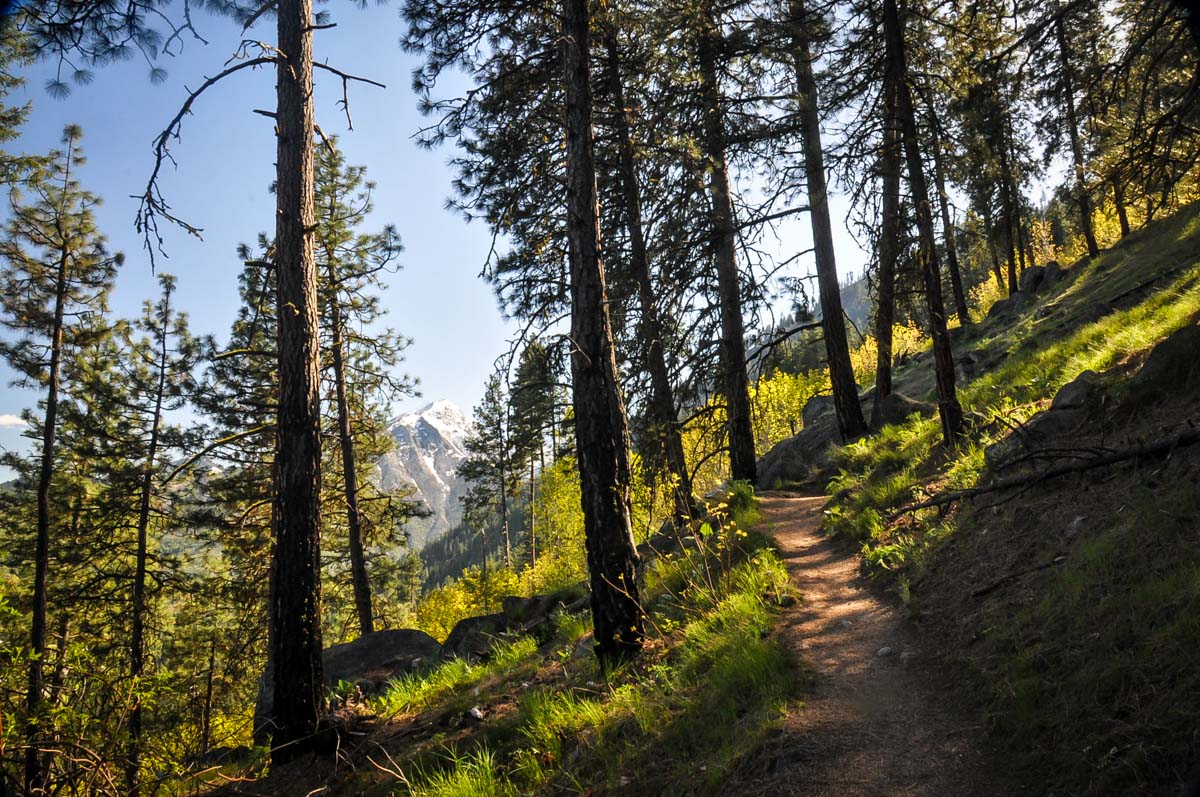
[377,400,473,549]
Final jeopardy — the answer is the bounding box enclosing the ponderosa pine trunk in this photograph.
[24,236,69,796]
[997,145,1019,295]
[930,121,970,324]
[602,26,696,520]
[884,0,964,446]
[874,38,902,423]
[270,0,325,760]
[1112,177,1131,237]
[1055,15,1099,259]
[698,17,757,484]
[562,0,643,669]
[327,275,373,637]
[789,0,869,442]
[127,280,173,793]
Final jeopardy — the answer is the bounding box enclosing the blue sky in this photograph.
[0,3,869,467]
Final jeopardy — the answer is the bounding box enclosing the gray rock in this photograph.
[877,646,894,657]
[756,408,842,489]
[322,629,442,694]
[1050,370,1101,412]
[801,393,837,427]
[986,292,1029,320]
[984,408,1085,470]
[1041,261,1065,291]
[1124,324,1200,406]
[440,613,510,662]
[1019,265,1046,294]
[467,706,486,721]
[870,392,935,430]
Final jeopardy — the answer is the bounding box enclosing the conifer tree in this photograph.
[0,125,121,794]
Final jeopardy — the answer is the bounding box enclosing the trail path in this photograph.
[746,492,1010,796]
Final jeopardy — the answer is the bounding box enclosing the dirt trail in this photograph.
[747,492,1009,796]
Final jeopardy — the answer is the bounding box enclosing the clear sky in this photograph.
[0,3,869,468]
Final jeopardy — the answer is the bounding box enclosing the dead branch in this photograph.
[312,62,386,130]
[135,56,277,266]
[891,426,1200,518]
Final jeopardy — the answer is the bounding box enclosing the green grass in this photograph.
[817,202,1200,793]
[358,493,803,797]
[824,203,1200,575]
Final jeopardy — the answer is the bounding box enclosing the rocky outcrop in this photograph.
[439,586,588,662]
[757,395,845,489]
[984,371,1103,469]
[1019,265,1046,295]
[870,392,935,430]
[323,629,442,694]
[1122,323,1200,407]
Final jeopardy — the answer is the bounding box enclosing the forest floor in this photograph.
[736,492,1013,796]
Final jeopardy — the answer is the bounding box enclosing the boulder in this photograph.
[440,613,509,662]
[1019,265,1046,294]
[984,408,1085,470]
[323,628,442,694]
[1041,261,1065,292]
[757,396,843,489]
[986,292,1029,320]
[801,393,836,427]
[870,392,935,430]
[1050,370,1101,412]
[1124,324,1200,406]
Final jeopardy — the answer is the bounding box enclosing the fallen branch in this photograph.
[972,556,1066,598]
[891,425,1200,518]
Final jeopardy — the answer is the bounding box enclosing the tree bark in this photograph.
[562,0,643,669]
[1112,177,1131,237]
[1055,15,1099,259]
[997,146,1019,296]
[601,27,696,520]
[327,275,373,637]
[884,0,964,446]
[127,281,172,793]
[698,17,757,484]
[270,0,325,760]
[874,42,902,422]
[930,120,970,323]
[789,0,869,442]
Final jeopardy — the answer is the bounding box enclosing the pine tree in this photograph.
[0,125,121,794]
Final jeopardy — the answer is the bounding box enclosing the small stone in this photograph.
[877,646,894,657]
[467,706,485,721]
[777,594,798,608]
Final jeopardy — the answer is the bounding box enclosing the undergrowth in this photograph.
[362,487,803,797]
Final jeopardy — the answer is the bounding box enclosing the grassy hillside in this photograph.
[824,202,1200,793]
[207,490,809,796]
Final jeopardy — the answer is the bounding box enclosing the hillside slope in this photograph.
[825,203,1200,794]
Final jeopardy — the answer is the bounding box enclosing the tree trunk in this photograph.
[874,46,902,422]
[24,231,71,796]
[1055,15,1099,258]
[698,17,757,484]
[499,468,511,568]
[789,0,869,442]
[1112,176,1131,237]
[328,272,374,637]
[200,640,216,759]
[562,0,643,670]
[884,0,964,446]
[601,27,696,520]
[270,0,324,760]
[930,120,970,324]
[127,282,172,794]
[528,457,537,568]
